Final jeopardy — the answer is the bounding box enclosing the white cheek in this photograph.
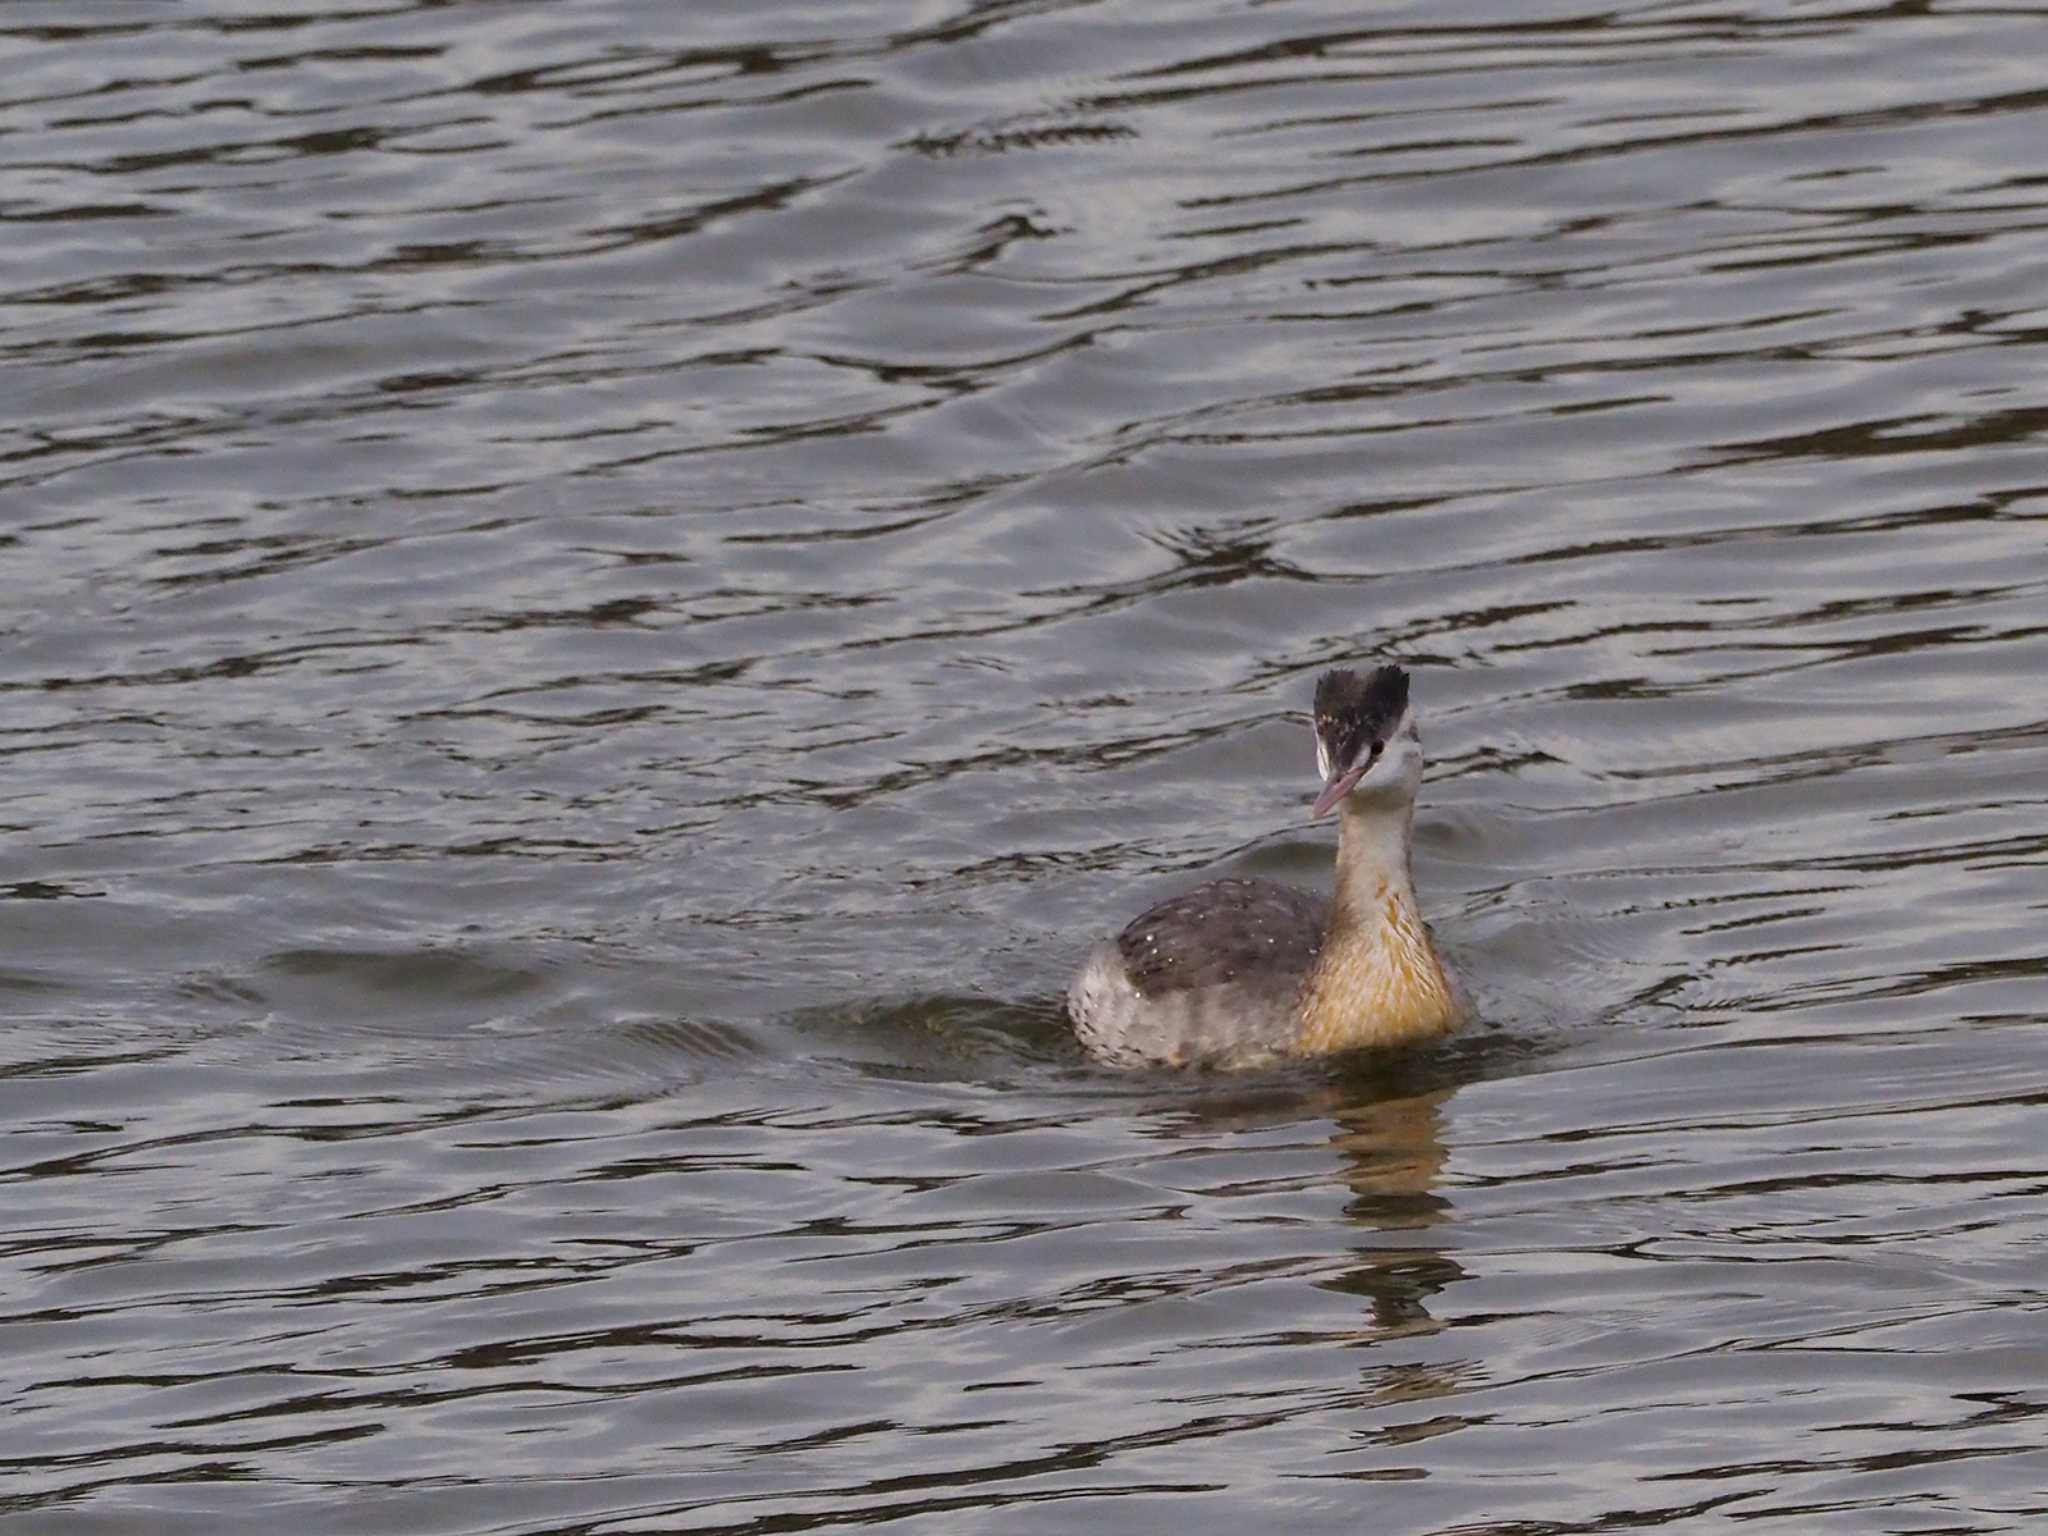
[1315,739,1331,779]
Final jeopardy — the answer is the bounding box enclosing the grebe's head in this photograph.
[1310,664,1420,818]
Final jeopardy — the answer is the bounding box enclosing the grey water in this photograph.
[4,2,2047,1531]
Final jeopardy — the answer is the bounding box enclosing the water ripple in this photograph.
[5,0,2048,1531]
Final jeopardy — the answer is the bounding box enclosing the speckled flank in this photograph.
[1294,877,1459,1054]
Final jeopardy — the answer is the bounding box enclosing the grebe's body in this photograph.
[1068,665,1459,1068]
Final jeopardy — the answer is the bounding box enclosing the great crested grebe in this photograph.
[1068,664,1460,1068]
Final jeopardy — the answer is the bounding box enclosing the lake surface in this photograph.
[5,1,2047,1530]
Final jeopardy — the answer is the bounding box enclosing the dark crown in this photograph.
[1313,664,1409,762]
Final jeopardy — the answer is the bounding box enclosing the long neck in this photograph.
[1296,790,1458,1053]
[1331,794,1417,932]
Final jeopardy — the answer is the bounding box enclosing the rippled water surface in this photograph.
[6,1,2048,1530]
